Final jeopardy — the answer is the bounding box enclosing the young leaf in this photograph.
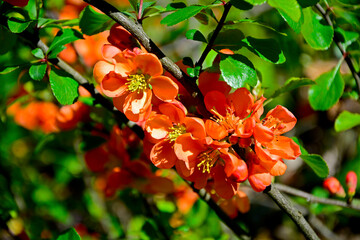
[56,228,80,240]
[335,111,360,132]
[7,17,32,33]
[29,63,47,81]
[301,154,329,178]
[187,66,201,78]
[308,61,344,111]
[48,28,83,53]
[220,54,257,89]
[47,45,67,59]
[160,5,205,26]
[79,6,112,36]
[301,8,333,50]
[242,37,285,64]
[186,29,207,43]
[230,0,253,10]
[49,68,79,105]
[31,48,45,59]
[0,66,20,75]
[270,78,314,99]
[268,0,301,23]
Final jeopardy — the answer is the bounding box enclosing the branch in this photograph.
[83,0,211,118]
[274,183,360,211]
[264,185,320,240]
[314,3,360,94]
[195,2,231,70]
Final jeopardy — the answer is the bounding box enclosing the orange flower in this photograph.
[145,102,206,169]
[95,46,179,122]
[323,177,345,197]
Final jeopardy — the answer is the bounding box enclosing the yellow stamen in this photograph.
[197,149,220,173]
[210,108,238,130]
[167,125,186,142]
[126,74,148,93]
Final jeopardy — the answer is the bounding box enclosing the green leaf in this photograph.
[212,29,245,50]
[31,48,45,59]
[301,154,329,178]
[220,54,257,89]
[79,6,112,36]
[160,5,205,26]
[7,17,32,33]
[308,61,344,111]
[165,2,187,11]
[186,29,207,43]
[56,228,80,240]
[29,63,47,81]
[301,8,334,50]
[231,19,287,36]
[270,77,314,98]
[291,137,309,155]
[129,0,138,12]
[242,37,285,64]
[0,66,20,75]
[47,45,67,59]
[335,111,360,132]
[230,0,253,10]
[187,66,201,78]
[335,27,359,50]
[297,0,320,8]
[244,0,266,5]
[48,28,83,53]
[268,0,301,23]
[49,68,79,105]
[336,0,360,5]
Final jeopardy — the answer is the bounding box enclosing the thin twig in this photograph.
[195,2,231,70]
[314,3,360,94]
[83,0,211,118]
[274,183,360,211]
[264,185,320,240]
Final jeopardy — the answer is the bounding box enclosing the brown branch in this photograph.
[83,0,212,118]
[264,185,320,240]
[314,3,360,94]
[195,2,231,70]
[274,183,360,211]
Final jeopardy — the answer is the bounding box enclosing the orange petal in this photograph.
[253,123,274,143]
[146,176,175,194]
[265,105,297,135]
[93,61,114,84]
[236,117,255,138]
[145,114,172,141]
[213,165,237,199]
[123,90,152,122]
[198,71,231,96]
[150,76,179,102]
[84,145,109,172]
[234,191,250,213]
[248,163,272,192]
[134,53,163,76]
[228,88,254,119]
[205,119,228,140]
[102,44,122,62]
[150,140,177,169]
[267,136,301,160]
[158,102,186,124]
[101,71,128,97]
[183,117,206,139]
[113,94,127,112]
[204,90,227,116]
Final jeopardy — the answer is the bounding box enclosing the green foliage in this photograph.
[29,63,47,81]
[7,17,32,33]
[297,0,320,8]
[269,77,314,99]
[212,29,245,50]
[0,66,20,74]
[301,8,334,50]
[186,29,207,43]
[0,25,17,54]
[220,54,257,88]
[79,6,112,36]
[49,68,79,105]
[308,61,344,111]
[31,48,45,59]
[48,28,83,57]
[56,228,81,240]
[161,5,206,26]
[335,111,360,132]
[301,154,329,178]
[268,0,301,23]
[230,0,253,10]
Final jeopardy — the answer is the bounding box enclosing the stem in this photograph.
[314,3,360,94]
[274,183,360,211]
[195,2,231,70]
[83,0,212,118]
[138,0,143,20]
[264,185,320,240]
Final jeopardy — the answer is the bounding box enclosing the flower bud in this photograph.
[346,171,357,199]
[323,177,345,197]
[229,160,248,183]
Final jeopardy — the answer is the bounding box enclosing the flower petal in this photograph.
[183,117,206,139]
[134,53,163,76]
[264,105,297,135]
[123,90,152,122]
[205,119,228,140]
[228,88,254,119]
[253,123,274,143]
[150,76,179,101]
[150,140,177,169]
[267,136,301,160]
[145,114,172,141]
[158,102,186,124]
[101,71,128,97]
[204,90,227,116]
[93,60,115,84]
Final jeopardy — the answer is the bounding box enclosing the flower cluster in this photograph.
[91,24,302,208]
[323,171,358,202]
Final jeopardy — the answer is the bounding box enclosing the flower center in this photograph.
[211,108,238,131]
[167,125,186,142]
[197,149,220,173]
[126,74,148,93]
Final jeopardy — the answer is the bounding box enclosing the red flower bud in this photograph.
[229,160,248,183]
[346,171,357,197]
[323,177,345,197]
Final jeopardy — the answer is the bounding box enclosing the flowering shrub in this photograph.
[1,0,360,239]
